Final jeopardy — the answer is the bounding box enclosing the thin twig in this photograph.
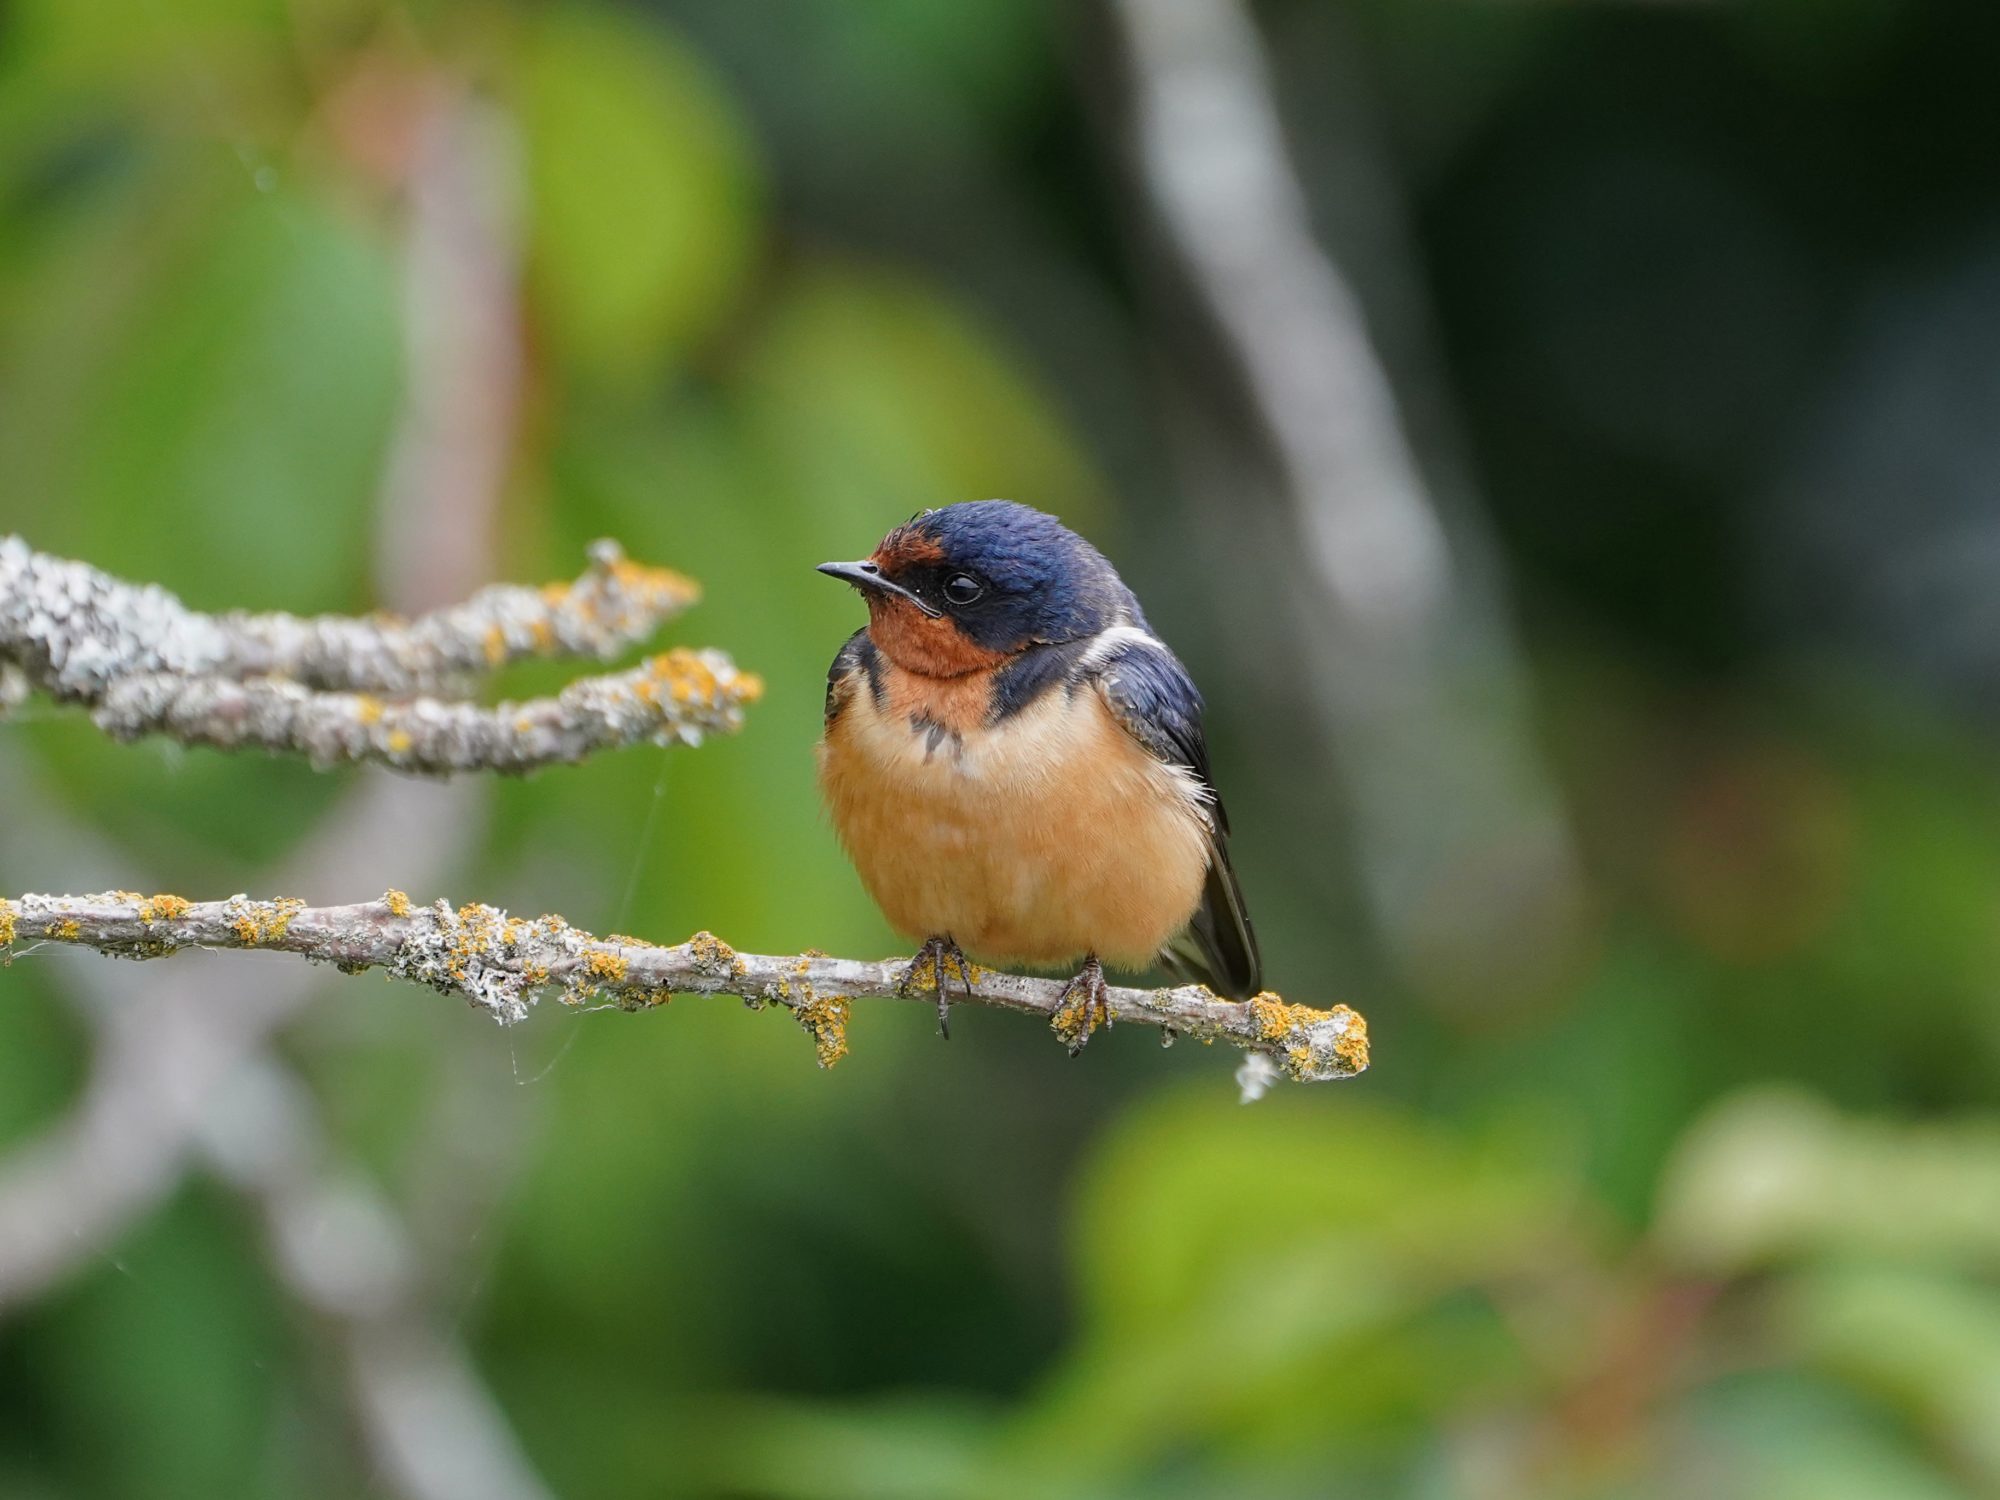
[0,891,1370,1083]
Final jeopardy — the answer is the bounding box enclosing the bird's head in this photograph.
[819,501,1136,677]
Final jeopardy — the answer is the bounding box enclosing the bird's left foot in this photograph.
[899,934,974,1039]
[1052,954,1111,1057]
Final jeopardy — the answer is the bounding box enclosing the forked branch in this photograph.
[0,535,759,773]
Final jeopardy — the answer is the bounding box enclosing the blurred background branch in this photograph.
[1109,0,1582,999]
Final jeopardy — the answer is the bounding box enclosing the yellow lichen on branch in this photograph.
[1051,986,1108,1054]
[226,896,306,946]
[0,890,1369,1086]
[1,536,760,775]
[1248,993,1369,1080]
[637,649,765,710]
[686,931,745,976]
[138,893,191,925]
[602,555,699,615]
[1328,1008,1368,1074]
[578,949,630,997]
[794,992,853,1069]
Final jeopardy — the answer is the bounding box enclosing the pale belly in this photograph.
[816,683,1211,969]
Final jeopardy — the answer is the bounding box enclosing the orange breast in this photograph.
[816,668,1212,971]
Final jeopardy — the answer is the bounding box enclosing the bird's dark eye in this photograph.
[942,573,984,606]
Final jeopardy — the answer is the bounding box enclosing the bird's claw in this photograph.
[1052,954,1111,1057]
[900,934,974,1039]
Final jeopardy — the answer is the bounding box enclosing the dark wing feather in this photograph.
[1095,635,1262,999]
[824,629,880,727]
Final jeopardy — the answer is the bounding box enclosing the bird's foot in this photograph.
[899,934,974,1039]
[1052,954,1111,1057]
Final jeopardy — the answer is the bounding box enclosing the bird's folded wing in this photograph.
[1094,633,1262,999]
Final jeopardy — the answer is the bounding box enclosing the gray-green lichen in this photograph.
[2,885,1374,1087]
[93,647,761,775]
[0,534,697,698]
[0,535,761,775]
[389,900,582,1024]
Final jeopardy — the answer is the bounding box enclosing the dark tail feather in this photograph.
[1161,838,1262,1000]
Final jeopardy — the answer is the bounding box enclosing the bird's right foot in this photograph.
[899,934,974,1039]
[1052,953,1111,1057]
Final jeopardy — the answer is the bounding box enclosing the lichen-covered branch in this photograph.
[0,535,760,773]
[1,891,1369,1084]
[1,534,695,696]
[93,647,760,775]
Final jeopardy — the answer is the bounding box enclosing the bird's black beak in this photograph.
[816,560,941,616]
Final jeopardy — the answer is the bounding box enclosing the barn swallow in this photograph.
[815,499,1260,1046]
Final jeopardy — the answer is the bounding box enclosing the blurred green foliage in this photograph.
[6,1,2000,1497]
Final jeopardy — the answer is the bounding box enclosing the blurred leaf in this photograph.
[5,183,397,604]
[1,0,287,100]
[1656,1089,2000,1273]
[1440,936,1707,1226]
[1781,1265,2000,1485]
[1073,1093,1576,1339]
[2,180,395,863]
[735,261,1102,524]
[686,1094,1588,1496]
[518,5,759,380]
[670,1393,1005,1500]
[0,965,87,1148]
[1689,1372,1966,1500]
[1009,1093,1583,1473]
[1809,739,2000,1031]
[36,1186,300,1500]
